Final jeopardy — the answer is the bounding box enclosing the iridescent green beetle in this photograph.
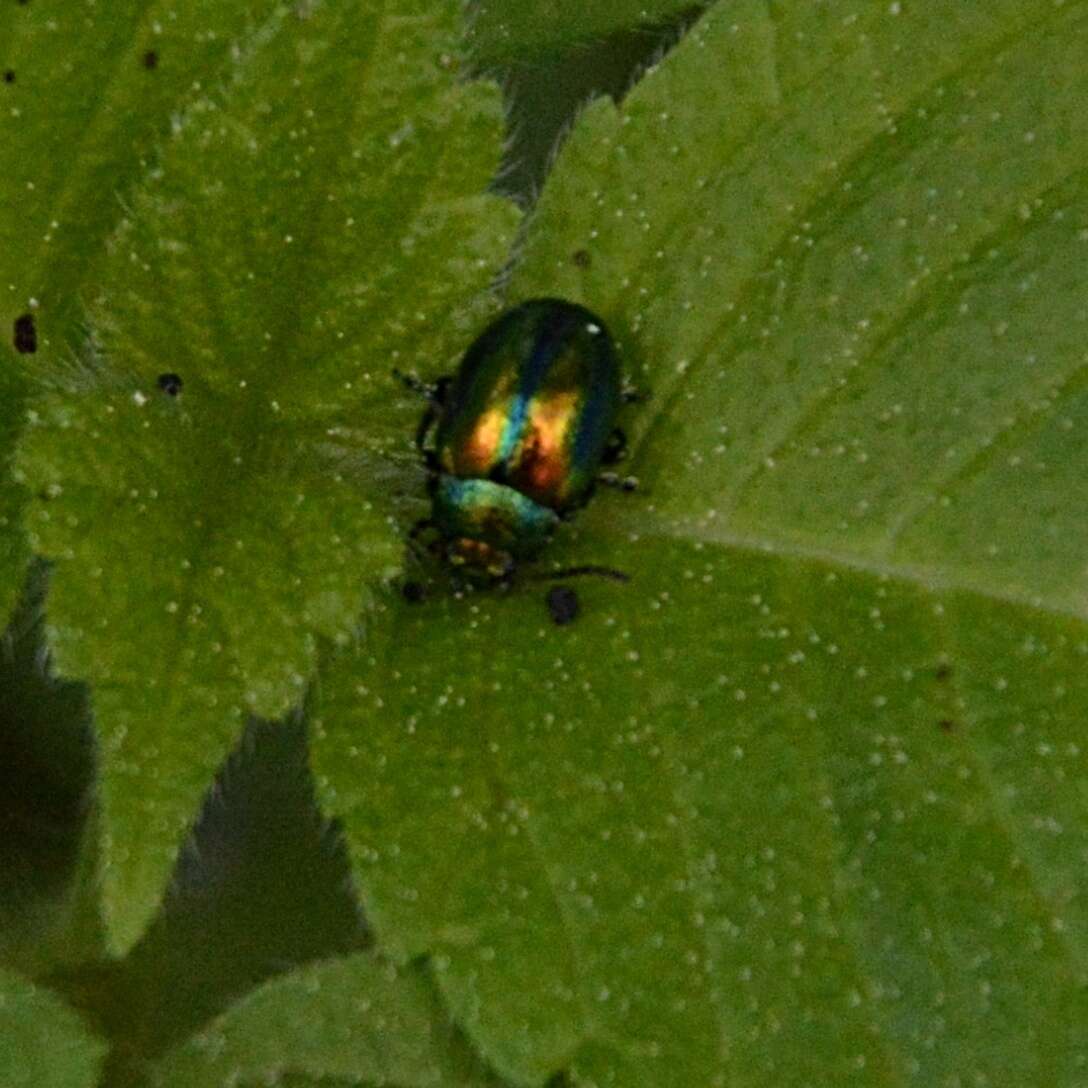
[398,298,636,596]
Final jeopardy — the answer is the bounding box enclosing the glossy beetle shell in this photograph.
[434,298,622,514]
[431,476,558,563]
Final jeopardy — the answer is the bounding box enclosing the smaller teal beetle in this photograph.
[397,298,638,605]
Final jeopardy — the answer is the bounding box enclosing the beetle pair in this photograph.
[398,298,638,623]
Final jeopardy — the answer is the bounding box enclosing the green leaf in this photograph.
[315,2,1088,1084]
[512,0,1088,609]
[0,365,29,629]
[0,0,285,628]
[16,0,519,954]
[148,954,496,1088]
[468,0,703,65]
[0,0,281,353]
[0,969,105,1088]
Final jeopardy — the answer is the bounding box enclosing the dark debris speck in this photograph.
[13,313,37,354]
[157,372,183,396]
[401,581,426,605]
[545,585,580,626]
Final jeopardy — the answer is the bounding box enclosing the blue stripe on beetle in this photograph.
[397,298,640,622]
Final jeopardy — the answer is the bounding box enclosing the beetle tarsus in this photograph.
[602,427,628,465]
[395,368,451,407]
[598,471,639,492]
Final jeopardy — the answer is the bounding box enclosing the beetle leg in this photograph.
[395,369,449,457]
[432,375,452,406]
[408,518,447,563]
[402,519,439,603]
[597,471,639,492]
[405,519,440,567]
[490,550,517,583]
[601,427,628,465]
[398,371,452,468]
[414,403,441,460]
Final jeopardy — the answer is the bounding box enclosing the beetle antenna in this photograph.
[534,565,630,584]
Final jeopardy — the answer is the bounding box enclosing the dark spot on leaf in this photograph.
[401,580,426,604]
[546,585,580,626]
[3,70,14,84]
[939,718,956,733]
[102,714,369,1058]
[143,49,159,70]
[13,313,36,354]
[935,663,952,681]
[572,249,591,269]
[157,372,183,396]
[0,562,97,970]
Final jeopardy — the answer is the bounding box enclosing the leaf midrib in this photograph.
[621,509,1087,624]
